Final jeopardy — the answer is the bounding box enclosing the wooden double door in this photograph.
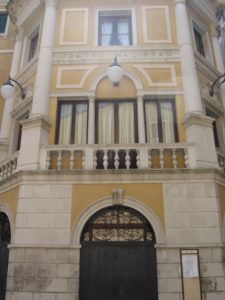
[80,242,158,300]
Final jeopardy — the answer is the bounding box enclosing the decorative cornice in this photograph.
[53,48,181,65]
[184,113,214,129]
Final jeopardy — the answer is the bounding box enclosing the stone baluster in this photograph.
[172,149,177,169]
[69,150,75,170]
[125,150,131,169]
[103,150,108,170]
[57,150,62,171]
[114,150,119,170]
[159,149,164,169]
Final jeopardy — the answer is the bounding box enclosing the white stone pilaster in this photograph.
[88,95,95,144]
[0,29,23,160]
[173,0,218,168]
[173,0,203,115]
[18,0,58,170]
[31,0,58,117]
[210,24,224,74]
[137,95,146,144]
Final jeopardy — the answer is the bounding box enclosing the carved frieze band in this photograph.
[53,48,181,65]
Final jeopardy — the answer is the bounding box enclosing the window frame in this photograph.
[28,30,39,62]
[98,14,133,46]
[144,98,178,143]
[0,10,9,36]
[56,100,89,145]
[95,8,137,46]
[95,99,138,144]
[193,26,205,57]
[192,20,213,63]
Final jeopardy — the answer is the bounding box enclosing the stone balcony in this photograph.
[39,143,190,171]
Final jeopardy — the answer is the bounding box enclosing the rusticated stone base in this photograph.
[6,247,80,300]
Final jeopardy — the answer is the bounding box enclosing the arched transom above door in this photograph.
[81,206,156,242]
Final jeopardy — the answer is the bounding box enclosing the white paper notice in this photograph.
[182,254,199,278]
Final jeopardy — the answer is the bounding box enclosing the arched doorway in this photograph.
[79,206,158,300]
[0,212,11,299]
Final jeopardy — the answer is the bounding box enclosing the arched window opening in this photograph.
[0,212,11,300]
[81,206,155,243]
[0,212,11,243]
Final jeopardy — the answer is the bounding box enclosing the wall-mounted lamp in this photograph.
[107,57,123,87]
[0,76,26,100]
[209,73,225,97]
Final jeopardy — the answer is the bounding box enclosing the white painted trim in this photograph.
[71,196,166,245]
[0,49,13,53]
[0,202,15,243]
[90,69,143,91]
[0,9,10,37]
[142,6,172,44]
[56,65,97,89]
[59,8,88,45]
[191,18,213,65]
[94,8,137,46]
[133,64,177,87]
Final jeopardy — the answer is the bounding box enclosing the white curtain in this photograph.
[59,104,72,144]
[117,21,129,45]
[98,103,114,144]
[119,102,134,144]
[161,102,175,143]
[74,104,88,144]
[101,22,113,45]
[145,102,159,143]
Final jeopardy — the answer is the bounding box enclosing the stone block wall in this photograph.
[4,178,225,299]
[6,247,80,300]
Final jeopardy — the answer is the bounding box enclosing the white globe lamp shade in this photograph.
[107,57,123,86]
[1,80,14,99]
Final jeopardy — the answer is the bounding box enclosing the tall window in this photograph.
[0,12,8,34]
[144,99,178,143]
[98,11,132,46]
[57,101,88,145]
[96,100,137,144]
[28,30,39,61]
[193,27,205,57]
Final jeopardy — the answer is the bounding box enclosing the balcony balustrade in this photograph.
[0,152,18,181]
[39,144,190,171]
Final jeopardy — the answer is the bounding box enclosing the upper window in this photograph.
[144,99,178,143]
[28,29,39,62]
[28,31,39,61]
[98,10,132,46]
[96,100,137,144]
[57,101,88,145]
[0,12,8,35]
[193,27,205,57]
[192,21,213,63]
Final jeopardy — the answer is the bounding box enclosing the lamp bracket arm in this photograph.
[211,73,225,90]
[9,76,26,99]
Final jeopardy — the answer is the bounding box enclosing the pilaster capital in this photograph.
[14,27,23,41]
[43,0,58,8]
[173,0,186,6]
[89,95,96,102]
[210,23,219,38]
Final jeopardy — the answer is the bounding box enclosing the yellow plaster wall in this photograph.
[144,7,168,41]
[96,76,137,99]
[55,0,177,48]
[217,184,225,225]
[61,70,86,86]
[0,187,19,229]
[49,97,58,144]
[0,53,13,125]
[71,183,164,230]
[63,10,86,44]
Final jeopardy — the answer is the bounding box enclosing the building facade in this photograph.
[219,8,225,67]
[0,0,225,299]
